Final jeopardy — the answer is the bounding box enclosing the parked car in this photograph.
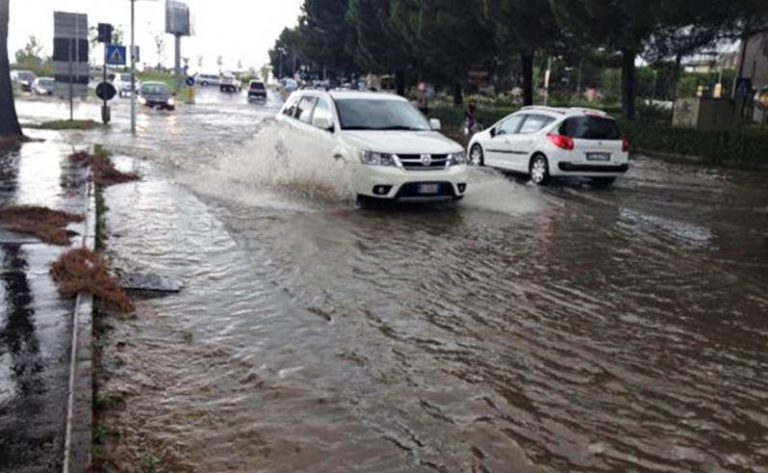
[11,70,37,92]
[32,77,55,96]
[112,73,139,98]
[137,82,175,111]
[247,80,267,101]
[277,91,468,206]
[219,73,241,93]
[195,73,220,86]
[468,106,630,188]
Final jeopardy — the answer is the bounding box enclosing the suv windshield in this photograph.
[336,99,430,131]
[141,84,170,95]
[559,116,621,140]
[250,82,265,90]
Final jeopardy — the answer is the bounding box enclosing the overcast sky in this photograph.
[9,0,303,72]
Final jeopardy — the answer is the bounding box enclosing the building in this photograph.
[738,33,768,91]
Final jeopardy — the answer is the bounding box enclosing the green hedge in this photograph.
[430,105,518,128]
[624,122,768,165]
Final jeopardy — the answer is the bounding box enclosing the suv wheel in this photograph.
[470,144,485,166]
[530,155,550,186]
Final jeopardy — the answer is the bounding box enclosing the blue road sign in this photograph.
[185,76,195,87]
[106,45,127,66]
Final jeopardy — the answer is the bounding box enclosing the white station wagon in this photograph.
[277,91,468,206]
[468,106,630,188]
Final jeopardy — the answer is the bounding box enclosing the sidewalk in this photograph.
[0,135,88,473]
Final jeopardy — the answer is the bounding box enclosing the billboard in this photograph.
[166,0,191,36]
[53,12,89,99]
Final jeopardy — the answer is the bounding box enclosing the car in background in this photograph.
[277,91,468,206]
[468,106,629,188]
[138,82,176,111]
[247,80,267,102]
[32,77,55,96]
[11,70,37,92]
[195,73,220,86]
[219,72,241,93]
[280,78,299,92]
[112,73,139,98]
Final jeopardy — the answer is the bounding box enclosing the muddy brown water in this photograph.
[17,90,768,472]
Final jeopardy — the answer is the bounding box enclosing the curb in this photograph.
[62,176,97,473]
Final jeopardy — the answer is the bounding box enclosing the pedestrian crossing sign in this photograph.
[106,45,127,66]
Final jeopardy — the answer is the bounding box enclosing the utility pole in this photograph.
[130,0,136,135]
[174,33,181,93]
[544,56,552,106]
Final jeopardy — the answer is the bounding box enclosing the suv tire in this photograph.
[470,144,485,166]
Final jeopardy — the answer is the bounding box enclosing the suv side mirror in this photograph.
[314,116,334,132]
[490,128,496,138]
[429,118,442,131]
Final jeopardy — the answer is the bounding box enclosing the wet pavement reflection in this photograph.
[16,89,768,472]
[0,139,82,473]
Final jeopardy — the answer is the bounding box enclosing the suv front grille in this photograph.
[397,154,449,171]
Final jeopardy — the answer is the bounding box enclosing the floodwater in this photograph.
[18,89,768,472]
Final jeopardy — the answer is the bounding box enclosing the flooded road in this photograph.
[18,89,768,472]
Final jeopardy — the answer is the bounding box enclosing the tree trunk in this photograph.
[0,0,22,137]
[620,48,637,121]
[395,68,406,96]
[452,80,463,106]
[671,53,682,103]
[520,50,534,106]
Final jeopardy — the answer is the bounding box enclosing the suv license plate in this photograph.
[587,152,611,161]
[418,184,439,194]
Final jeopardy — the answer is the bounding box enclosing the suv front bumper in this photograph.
[353,165,468,201]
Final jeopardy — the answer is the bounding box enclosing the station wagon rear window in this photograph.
[559,116,621,140]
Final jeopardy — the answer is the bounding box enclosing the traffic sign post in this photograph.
[53,12,89,121]
[98,23,117,125]
[106,45,127,66]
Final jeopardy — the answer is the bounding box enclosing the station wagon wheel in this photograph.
[470,144,485,166]
[530,154,550,186]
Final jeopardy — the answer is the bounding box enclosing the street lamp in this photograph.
[129,0,157,136]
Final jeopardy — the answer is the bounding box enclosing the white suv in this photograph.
[277,91,468,205]
[468,107,630,187]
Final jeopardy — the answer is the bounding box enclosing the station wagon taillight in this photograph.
[622,137,631,153]
[547,134,574,151]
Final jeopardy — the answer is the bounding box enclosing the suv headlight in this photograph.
[448,152,467,166]
[360,150,396,167]
[167,97,175,106]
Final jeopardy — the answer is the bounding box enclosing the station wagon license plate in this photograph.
[418,184,440,194]
[587,152,611,161]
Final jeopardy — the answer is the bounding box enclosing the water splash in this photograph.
[179,119,355,210]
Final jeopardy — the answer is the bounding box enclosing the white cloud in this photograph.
[8,0,303,72]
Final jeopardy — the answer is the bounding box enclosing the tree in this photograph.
[14,35,43,68]
[0,0,22,139]
[347,0,417,95]
[480,0,558,106]
[260,64,271,82]
[154,34,165,70]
